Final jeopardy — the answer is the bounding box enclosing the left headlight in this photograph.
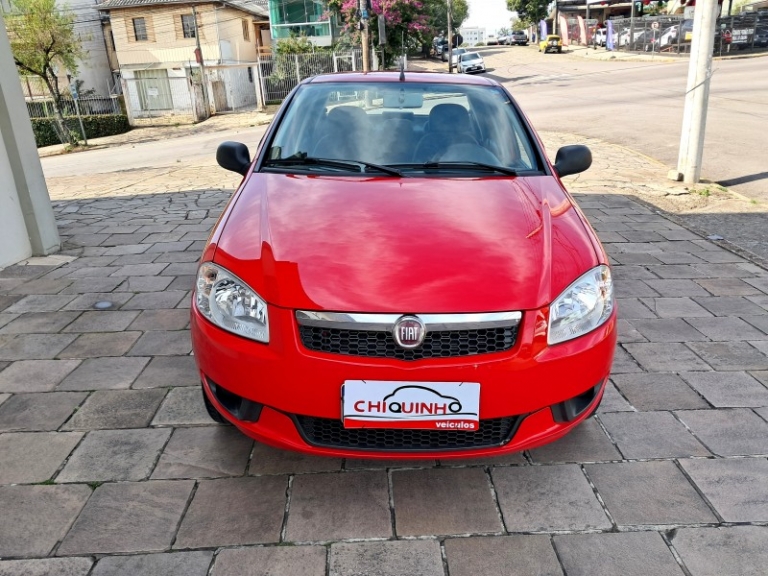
[548,265,614,346]
[195,262,269,343]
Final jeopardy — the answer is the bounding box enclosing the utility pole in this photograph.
[360,0,370,71]
[192,5,210,115]
[671,0,718,184]
[447,0,453,73]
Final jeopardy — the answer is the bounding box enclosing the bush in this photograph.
[31,114,130,148]
[475,42,486,46]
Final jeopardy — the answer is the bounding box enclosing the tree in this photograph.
[6,0,84,145]
[327,0,432,66]
[426,0,469,35]
[506,0,548,27]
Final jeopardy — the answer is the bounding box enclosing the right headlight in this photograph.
[548,265,614,345]
[195,262,269,344]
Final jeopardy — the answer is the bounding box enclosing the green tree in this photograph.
[506,0,548,28]
[6,0,84,145]
[427,0,469,35]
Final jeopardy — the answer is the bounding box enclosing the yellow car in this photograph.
[539,34,563,53]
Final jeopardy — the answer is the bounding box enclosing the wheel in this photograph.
[202,385,230,424]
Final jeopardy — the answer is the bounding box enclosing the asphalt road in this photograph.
[483,48,768,201]
[42,49,767,202]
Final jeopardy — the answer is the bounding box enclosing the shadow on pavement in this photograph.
[718,171,768,187]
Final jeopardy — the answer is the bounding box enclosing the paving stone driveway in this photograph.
[1,190,768,576]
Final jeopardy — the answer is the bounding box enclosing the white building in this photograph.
[68,0,115,96]
[459,26,486,46]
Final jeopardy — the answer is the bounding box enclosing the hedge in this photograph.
[31,114,131,148]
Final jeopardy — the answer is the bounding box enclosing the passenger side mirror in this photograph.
[553,145,592,178]
[217,141,251,176]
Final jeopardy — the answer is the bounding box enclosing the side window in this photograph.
[181,14,196,39]
[133,18,148,42]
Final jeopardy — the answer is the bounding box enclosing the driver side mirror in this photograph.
[553,145,592,178]
[217,141,251,176]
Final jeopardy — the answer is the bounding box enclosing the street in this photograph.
[41,49,768,203]
[491,51,768,202]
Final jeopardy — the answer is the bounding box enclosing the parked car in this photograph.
[618,28,646,47]
[510,30,528,45]
[433,38,448,57]
[539,34,563,53]
[444,47,467,64]
[755,29,768,47]
[200,71,615,459]
[487,34,499,45]
[498,35,509,45]
[457,51,486,73]
[593,28,607,46]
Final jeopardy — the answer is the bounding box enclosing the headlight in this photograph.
[195,262,269,343]
[548,265,614,345]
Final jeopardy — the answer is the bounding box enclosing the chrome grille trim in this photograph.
[295,311,522,331]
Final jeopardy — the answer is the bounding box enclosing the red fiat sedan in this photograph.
[192,72,616,459]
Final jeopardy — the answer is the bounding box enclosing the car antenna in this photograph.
[399,56,405,82]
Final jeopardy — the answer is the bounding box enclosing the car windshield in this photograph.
[463,53,481,61]
[264,81,541,175]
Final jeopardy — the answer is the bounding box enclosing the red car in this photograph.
[192,72,616,459]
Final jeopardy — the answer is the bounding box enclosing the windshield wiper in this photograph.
[263,157,402,177]
[415,161,518,176]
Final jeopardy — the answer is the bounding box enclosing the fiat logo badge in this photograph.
[393,315,426,349]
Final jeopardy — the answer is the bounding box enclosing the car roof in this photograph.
[304,71,498,87]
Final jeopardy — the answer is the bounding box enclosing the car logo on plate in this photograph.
[393,315,426,349]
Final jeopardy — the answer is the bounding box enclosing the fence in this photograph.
[26,96,121,119]
[258,50,363,103]
[605,12,768,54]
[118,50,367,126]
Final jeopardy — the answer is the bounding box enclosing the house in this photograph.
[267,0,335,46]
[98,0,270,124]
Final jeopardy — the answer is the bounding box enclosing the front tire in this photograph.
[202,385,230,424]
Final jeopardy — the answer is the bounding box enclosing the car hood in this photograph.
[213,173,599,313]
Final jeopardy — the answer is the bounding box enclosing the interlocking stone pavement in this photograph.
[1,150,768,574]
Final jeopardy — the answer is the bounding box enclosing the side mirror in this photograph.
[553,145,592,178]
[217,141,251,176]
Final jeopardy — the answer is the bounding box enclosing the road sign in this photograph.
[651,21,660,30]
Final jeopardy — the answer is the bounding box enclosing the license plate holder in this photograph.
[342,380,480,431]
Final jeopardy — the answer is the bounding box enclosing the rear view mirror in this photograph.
[217,141,251,176]
[554,145,592,178]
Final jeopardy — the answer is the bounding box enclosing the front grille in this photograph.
[294,415,520,451]
[298,325,518,361]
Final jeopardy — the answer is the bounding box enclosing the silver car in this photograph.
[457,52,485,74]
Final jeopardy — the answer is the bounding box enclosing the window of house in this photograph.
[242,19,250,40]
[133,17,148,41]
[181,14,196,38]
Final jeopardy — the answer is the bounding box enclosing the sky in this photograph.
[464,0,516,34]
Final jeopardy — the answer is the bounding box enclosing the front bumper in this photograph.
[191,304,616,459]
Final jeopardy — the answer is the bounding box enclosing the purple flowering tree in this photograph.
[327,0,431,66]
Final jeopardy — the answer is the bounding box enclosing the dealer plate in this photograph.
[342,380,480,431]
